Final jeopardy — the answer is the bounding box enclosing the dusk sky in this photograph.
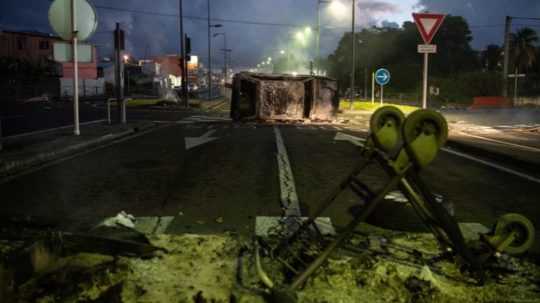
[1,0,539,69]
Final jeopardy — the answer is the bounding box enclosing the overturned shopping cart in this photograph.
[252,106,535,301]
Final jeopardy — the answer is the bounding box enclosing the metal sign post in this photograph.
[371,72,375,104]
[49,0,97,135]
[380,84,383,105]
[413,13,445,109]
[374,68,390,105]
[71,0,80,135]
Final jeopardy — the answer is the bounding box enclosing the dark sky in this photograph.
[1,0,539,69]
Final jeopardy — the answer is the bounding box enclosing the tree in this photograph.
[326,15,479,96]
[509,27,539,74]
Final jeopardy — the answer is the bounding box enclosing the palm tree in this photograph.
[510,27,539,73]
[508,28,538,102]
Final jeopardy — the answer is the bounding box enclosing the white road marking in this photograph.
[184,115,231,122]
[175,120,195,124]
[334,132,366,147]
[274,126,301,216]
[455,131,540,153]
[185,129,218,150]
[255,216,335,237]
[128,216,175,234]
[441,147,540,184]
[333,132,540,185]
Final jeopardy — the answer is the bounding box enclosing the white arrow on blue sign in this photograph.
[375,68,390,86]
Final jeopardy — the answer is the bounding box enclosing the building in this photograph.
[0,30,98,80]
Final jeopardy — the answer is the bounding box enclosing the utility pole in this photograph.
[316,0,321,74]
[71,0,80,135]
[114,23,125,124]
[363,67,367,100]
[502,16,512,98]
[349,0,356,109]
[179,0,188,107]
[207,0,212,100]
[223,35,227,82]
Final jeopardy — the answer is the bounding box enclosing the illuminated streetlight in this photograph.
[280,50,286,55]
[295,31,306,45]
[304,26,312,35]
[123,54,129,63]
[328,0,347,18]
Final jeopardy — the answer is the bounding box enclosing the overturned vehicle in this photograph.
[230,72,339,122]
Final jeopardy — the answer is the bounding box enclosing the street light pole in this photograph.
[207,0,212,100]
[316,0,321,74]
[179,0,188,107]
[502,16,512,98]
[349,0,356,109]
[213,33,228,84]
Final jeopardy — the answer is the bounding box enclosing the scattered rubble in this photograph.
[1,224,539,302]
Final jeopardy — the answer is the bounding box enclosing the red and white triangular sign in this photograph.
[412,13,446,44]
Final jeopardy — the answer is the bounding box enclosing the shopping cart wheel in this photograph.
[402,109,448,168]
[369,106,405,154]
[489,213,535,255]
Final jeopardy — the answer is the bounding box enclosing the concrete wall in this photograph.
[60,78,105,97]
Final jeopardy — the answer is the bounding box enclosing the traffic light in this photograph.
[185,34,191,54]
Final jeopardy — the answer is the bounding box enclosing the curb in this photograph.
[3,120,106,143]
[0,123,154,178]
[445,138,540,177]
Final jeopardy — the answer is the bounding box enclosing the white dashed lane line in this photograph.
[274,126,301,216]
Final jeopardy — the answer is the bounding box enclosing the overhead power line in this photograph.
[90,3,308,28]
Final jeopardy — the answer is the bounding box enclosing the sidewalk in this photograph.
[0,121,155,178]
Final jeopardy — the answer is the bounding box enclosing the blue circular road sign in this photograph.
[375,68,391,86]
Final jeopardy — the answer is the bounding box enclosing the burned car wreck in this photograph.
[230,72,340,122]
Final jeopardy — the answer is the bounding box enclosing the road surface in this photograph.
[1,113,539,255]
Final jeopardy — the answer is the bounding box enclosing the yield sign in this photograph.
[412,13,446,44]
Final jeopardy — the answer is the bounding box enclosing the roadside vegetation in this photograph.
[322,16,539,106]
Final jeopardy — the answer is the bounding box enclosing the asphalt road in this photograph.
[1,113,539,253]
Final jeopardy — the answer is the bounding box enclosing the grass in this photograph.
[339,99,419,114]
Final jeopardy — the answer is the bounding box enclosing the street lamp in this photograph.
[207,0,223,99]
[295,31,306,45]
[213,32,229,85]
[316,0,353,104]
